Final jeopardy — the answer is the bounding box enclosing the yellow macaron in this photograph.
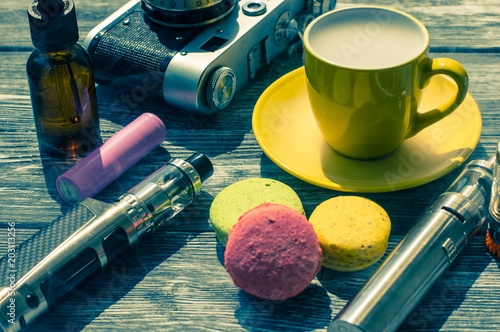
[309,196,391,271]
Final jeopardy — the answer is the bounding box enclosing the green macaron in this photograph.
[209,178,304,245]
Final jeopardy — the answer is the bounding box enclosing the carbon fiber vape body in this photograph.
[0,154,213,331]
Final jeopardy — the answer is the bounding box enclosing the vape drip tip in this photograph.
[487,142,500,257]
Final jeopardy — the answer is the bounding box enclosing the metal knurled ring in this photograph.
[170,158,202,197]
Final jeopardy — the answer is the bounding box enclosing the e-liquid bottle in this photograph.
[27,0,102,157]
[487,142,500,256]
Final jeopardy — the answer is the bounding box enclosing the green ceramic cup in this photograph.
[303,6,468,160]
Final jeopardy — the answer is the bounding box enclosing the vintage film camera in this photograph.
[83,0,335,115]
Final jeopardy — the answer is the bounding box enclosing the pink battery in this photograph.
[56,112,167,204]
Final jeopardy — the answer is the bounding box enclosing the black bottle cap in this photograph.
[27,0,79,52]
[186,153,214,183]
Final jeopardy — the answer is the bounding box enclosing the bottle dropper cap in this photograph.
[56,113,167,205]
[27,0,79,52]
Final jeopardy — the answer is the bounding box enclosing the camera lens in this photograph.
[142,0,236,27]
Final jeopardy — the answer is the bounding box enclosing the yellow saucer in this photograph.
[252,67,481,192]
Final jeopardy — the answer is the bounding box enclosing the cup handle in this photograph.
[406,58,469,138]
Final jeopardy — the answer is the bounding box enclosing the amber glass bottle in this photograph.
[27,0,101,157]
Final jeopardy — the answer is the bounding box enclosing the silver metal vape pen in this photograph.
[0,153,213,332]
[329,156,495,332]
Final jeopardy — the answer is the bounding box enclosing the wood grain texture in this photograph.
[1,0,500,331]
[1,0,499,49]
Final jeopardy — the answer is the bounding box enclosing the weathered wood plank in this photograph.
[0,0,499,49]
[1,1,500,330]
[1,51,500,332]
[1,51,499,232]
[14,231,500,332]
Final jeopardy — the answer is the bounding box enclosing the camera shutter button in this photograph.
[206,67,236,110]
[242,1,267,16]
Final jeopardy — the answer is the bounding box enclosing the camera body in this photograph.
[83,0,308,114]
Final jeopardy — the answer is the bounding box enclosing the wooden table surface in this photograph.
[1,0,500,331]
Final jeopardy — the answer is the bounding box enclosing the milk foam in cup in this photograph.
[303,6,469,159]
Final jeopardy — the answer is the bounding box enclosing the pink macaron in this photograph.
[225,203,322,300]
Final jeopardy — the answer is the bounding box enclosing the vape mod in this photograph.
[0,153,213,331]
[83,0,320,114]
[329,157,495,332]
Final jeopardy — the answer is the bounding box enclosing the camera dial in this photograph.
[142,0,236,27]
[206,67,236,110]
